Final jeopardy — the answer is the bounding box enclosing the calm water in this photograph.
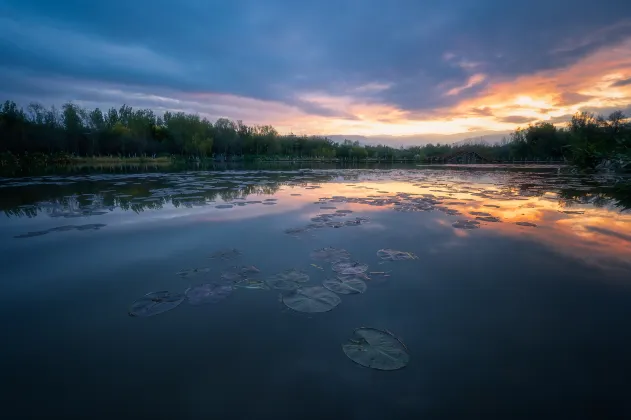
[1,166,630,419]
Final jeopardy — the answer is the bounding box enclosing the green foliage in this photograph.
[0,99,629,170]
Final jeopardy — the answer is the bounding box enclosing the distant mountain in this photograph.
[326,131,510,147]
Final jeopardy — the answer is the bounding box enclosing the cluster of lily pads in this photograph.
[128,245,416,371]
[281,186,542,236]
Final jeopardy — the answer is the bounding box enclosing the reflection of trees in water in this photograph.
[558,182,631,211]
[1,172,343,217]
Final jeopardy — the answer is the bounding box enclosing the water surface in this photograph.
[1,166,630,419]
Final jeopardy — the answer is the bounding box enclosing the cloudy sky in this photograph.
[1,0,631,143]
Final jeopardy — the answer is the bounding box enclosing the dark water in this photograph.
[1,166,630,419]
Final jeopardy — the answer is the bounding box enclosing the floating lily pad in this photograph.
[326,221,345,228]
[338,272,372,282]
[323,277,367,294]
[267,269,310,290]
[376,249,417,261]
[185,283,233,305]
[282,286,341,313]
[215,204,233,209]
[516,221,537,227]
[267,277,302,290]
[310,247,351,263]
[476,216,501,222]
[320,206,337,210]
[452,220,480,230]
[129,291,184,317]
[220,265,260,282]
[332,261,368,275]
[336,210,353,214]
[177,267,210,278]
[470,211,492,217]
[342,328,409,371]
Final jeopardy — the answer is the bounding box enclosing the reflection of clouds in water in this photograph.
[585,225,631,244]
[3,168,630,274]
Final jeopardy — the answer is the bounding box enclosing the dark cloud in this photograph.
[579,104,631,118]
[0,0,630,114]
[498,116,536,124]
[554,92,595,106]
[611,77,631,87]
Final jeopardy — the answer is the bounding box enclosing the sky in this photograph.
[1,0,631,144]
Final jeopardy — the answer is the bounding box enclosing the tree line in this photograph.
[1,99,629,168]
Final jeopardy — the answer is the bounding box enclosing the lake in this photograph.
[1,165,630,419]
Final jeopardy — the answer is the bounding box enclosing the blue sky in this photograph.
[1,0,631,142]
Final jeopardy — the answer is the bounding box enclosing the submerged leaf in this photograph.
[342,327,409,371]
[282,286,341,313]
[185,283,233,305]
[129,291,184,317]
[310,247,351,263]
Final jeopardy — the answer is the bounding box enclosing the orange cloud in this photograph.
[119,37,631,138]
[288,37,631,135]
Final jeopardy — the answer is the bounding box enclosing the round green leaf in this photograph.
[282,286,341,313]
[129,291,184,317]
[323,277,366,294]
[342,327,409,371]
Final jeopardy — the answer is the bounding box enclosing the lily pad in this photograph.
[266,269,310,290]
[376,249,417,261]
[470,211,492,217]
[476,216,501,222]
[323,277,367,294]
[516,221,537,227]
[266,277,302,290]
[310,247,351,263]
[129,291,184,317]
[452,220,480,230]
[282,286,341,313]
[185,283,233,305]
[332,261,368,275]
[215,204,233,209]
[342,327,409,371]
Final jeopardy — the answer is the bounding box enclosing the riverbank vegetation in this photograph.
[1,99,629,171]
